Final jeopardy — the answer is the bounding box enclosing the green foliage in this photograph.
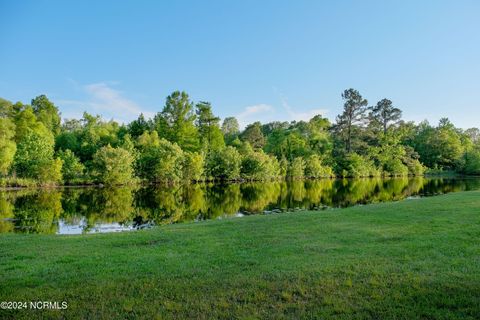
[240,121,265,149]
[55,131,80,153]
[31,95,61,135]
[77,113,120,162]
[240,150,280,180]
[57,149,85,184]
[264,117,332,162]
[183,152,205,181]
[337,153,379,178]
[128,113,150,138]
[206,146,242,180]
[335,88,368,153]
[154,91,199,152]
[37,158,63,186]
[137,130,161,148]
[369,136,409,176]
[265,129,307,160]
[0,118,17,175]
[92,145,135,185]
[462,147,480,175]
[279,157,288,177]
[304,155,334,178]
[13,106,46,142]
[14,128,59,182]
[2,88,480,185]
[404,158,425,176]
[195,102,224,152]
[306,115,333,155]
[221,117,240,144]
[287,157,305,178]
[0,98,14,118]
[410,119,463,170]
[369,98,402,134]
[136,138,184,183]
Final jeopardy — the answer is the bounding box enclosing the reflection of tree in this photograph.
[332,178,380,207]
[373,177,409,202]
[240,182,281,212]
[151,186,185,225]
[182,184,206,220]
[60,188,84,225]
[0,192,14,233]
[304,179,335,206]
[290,180,306,203]
[80,187,136,232]
[2,177,479,234]
[403,177,425,195]
[204,183,241,219]
[13,190,63,234]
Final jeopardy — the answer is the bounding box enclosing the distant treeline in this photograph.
[0,89,479,186]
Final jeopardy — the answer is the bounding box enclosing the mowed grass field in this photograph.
[0,191,479,319]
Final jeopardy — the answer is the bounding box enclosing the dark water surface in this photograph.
[1,177,479,235]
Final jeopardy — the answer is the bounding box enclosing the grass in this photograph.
[1,191,479,319]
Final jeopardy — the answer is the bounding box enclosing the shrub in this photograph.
[13,128,63,184]
[0,118,16,176]
[338,153,378,178]
[92,145,135,185]
[183,152,204,181]
[304,155,334,178]
[462,149,480,175]
[57,149,85,184]
[136,138,184,183]
[404,158,425,176]
[287,157,305,178]
[206,146,241,180]
[37,158,63,186]
[383,158,409,177]
[240,150,280,180]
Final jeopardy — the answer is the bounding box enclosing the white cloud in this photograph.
[236,104,275,128]
[234,97,329,129]
[58,82,154,123]
[279,95,328,122]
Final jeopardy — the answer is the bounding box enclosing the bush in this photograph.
[404,158,425,176]
[13,128,63,184]
[240,150,280,180]
[136,138,184,183]
[57,149,85,184]
[462,150,480,175]
[287,157,305,178]
[383,158,409,177]
[183,152,204,181]
[0,177,38,188]
[0,118,16,176]
[37,158,63,186]
[92,145,135,185]
[338,153,379,178]
[304,155,334,178]
[206,146,241,180]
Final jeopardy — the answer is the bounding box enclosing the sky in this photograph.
[0,0,479,128]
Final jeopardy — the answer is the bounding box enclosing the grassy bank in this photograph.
[1,192,479,319]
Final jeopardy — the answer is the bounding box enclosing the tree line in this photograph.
[0,89,479,186]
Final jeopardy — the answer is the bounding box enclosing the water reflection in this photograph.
[0,177,479,234]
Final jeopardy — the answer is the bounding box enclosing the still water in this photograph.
[1,177,479,235]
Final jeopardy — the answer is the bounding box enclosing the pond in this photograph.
[1,177,479,235]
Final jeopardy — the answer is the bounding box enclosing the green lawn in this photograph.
[1,191,479,319]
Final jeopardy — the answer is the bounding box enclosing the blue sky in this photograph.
[0,0,479,128]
